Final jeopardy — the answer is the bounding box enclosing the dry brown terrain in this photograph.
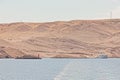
[0,19,120,58]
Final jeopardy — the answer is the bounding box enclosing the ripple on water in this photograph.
[54,59,120,80]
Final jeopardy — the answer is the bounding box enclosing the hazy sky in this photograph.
[0,0,120,23]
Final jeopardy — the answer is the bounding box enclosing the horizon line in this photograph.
[0,18,120,24]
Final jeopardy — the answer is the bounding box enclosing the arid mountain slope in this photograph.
[0,19,120,58]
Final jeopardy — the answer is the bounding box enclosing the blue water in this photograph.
[0,59,120,80]
[0,59,70,80]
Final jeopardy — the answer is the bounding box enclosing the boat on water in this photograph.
[96,55,108,59]
[16,54,42,59]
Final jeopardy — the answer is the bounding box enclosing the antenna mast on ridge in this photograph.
[110,12,112,19]
[110,12,113,24]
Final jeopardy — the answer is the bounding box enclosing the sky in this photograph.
[0,0,120,23]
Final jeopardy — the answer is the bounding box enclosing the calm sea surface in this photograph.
[0,59,120,80]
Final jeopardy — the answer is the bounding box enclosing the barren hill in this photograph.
[0,19,120,58]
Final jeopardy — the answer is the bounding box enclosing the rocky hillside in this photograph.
[0,19,120,58]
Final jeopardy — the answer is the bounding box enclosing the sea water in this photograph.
[0,59,120,80]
